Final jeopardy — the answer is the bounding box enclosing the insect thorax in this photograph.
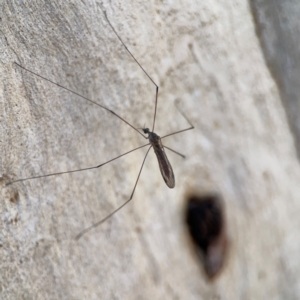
[148,132,162,148]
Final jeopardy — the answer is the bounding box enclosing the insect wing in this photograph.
[154,146,175,188]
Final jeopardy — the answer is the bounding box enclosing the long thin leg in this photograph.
[6,143,150,185]
[161,126,194,139]
[103,11,159,133]
[151,86,159,132]
[163,146,185,158]
[14,62,146,139]
[75,146,152,240]
[161,101,194,139]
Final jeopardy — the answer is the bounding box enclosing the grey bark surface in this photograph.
[1,1,300,299]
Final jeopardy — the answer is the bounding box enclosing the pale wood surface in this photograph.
[1,1,300,299]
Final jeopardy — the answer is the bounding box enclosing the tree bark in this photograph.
[1,0,300,299]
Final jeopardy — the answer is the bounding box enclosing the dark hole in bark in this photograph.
[185,193,227,279]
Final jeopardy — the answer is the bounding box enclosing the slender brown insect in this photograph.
[7,11,194,239]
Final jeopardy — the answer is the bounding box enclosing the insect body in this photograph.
[143,128,175,188]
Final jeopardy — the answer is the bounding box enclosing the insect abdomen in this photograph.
[150,133,175,188]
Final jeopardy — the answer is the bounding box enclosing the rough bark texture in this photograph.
[1,0,300,299]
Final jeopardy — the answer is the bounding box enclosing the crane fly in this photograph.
[7,11,194,239]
